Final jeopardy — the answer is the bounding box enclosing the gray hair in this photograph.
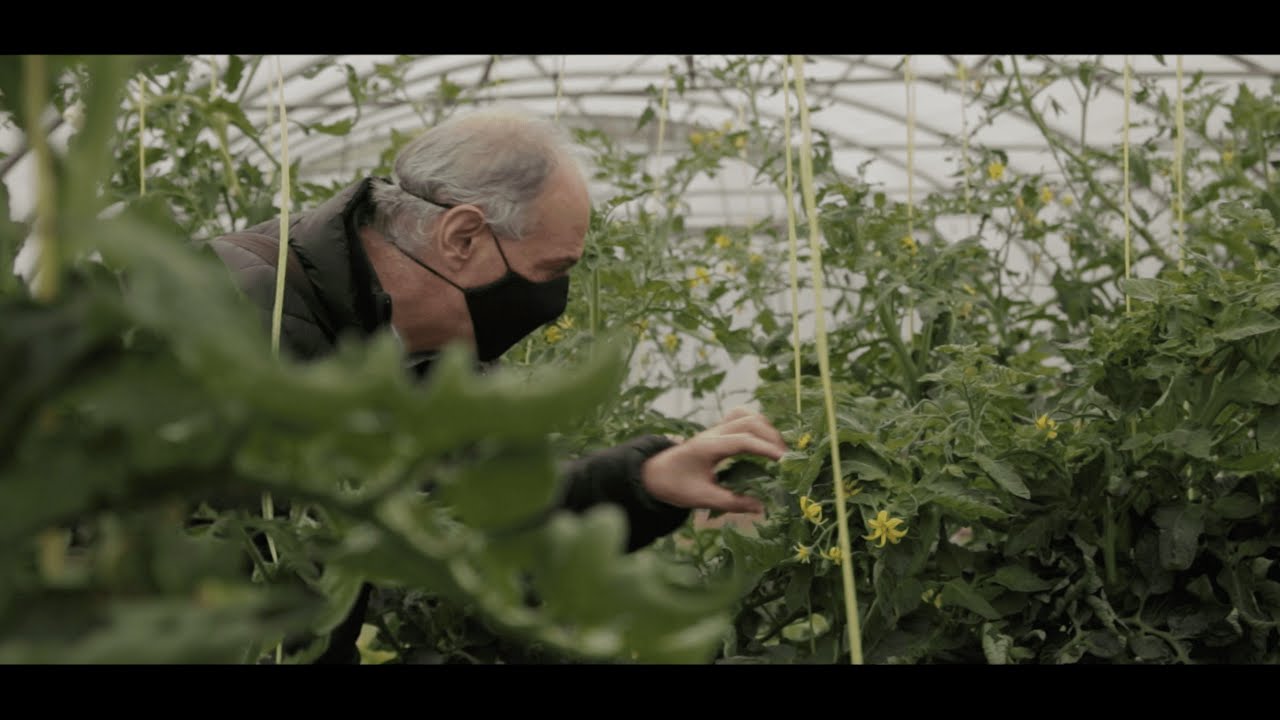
[371,107,586,254]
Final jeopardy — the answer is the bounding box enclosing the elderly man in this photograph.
[209,107,785,663]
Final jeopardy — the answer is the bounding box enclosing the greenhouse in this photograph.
[2,54,1279,664]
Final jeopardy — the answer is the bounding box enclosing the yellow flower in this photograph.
[956,301,973,321]
[796,432,813,450]
[842,478,862,497]
[1040,186,1054,204]
[962,283,977,295]
[721,120,734,133]
[1062,195,1074,207]
[824,546,843,563]
[734,135,747,150]
[689,131,706,147]
[663,333,680,352]
[544,326,564,344]
[900,235,919,257]
[692,266,711,286]
[921,588,944,608]
[794,544,811,563]
[1034,413,1059,440]
[864,510,908,547]
[987,161,1005,181]
[799,495,823,525]
[714,233,732,249]
[1222,150,1234,165]
[556,315,575,330]
[749,253,763,265]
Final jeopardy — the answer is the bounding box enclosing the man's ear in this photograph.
[436,205,488,267]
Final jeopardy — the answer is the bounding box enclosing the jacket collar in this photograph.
[287,177,393,337]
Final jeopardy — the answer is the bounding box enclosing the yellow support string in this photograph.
[905,56,916,240]
[1123,57,1133,314]
[271,56,292,358]
[783,60,802,414]
[138,79,146,197]
[266,56,293,663]
[790,54,863,665]
[904,55,917,338]
[958,60,973,235]
[1175,55,1186,272]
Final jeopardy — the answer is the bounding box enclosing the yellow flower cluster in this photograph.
[1035,413,1059,440]
[799,496,823,525]
[688,266,712,288]
[864,510,908,547]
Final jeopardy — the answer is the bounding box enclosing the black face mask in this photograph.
[391,197,570,362]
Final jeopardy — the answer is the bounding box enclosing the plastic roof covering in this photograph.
[4,55,1280,422]
[5,54,1280,231]
[228,54,1280,229]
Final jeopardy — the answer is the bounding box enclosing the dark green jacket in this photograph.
[207,177,689,663]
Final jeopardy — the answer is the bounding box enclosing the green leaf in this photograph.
[435,444,559,532]
[1259,406,1280,448]
[1217,565,1272,629]
[973,453,1030,499]
[0,586,322,663]
[1085,630,1123,659]
[1154,504,1205,571]
[636,106,655,131]
[780,613,830,643]
[310,566,368,635]
[1129,635,1171,661]
[1006,515,1055,556]
[722,526,789,581]
[1212,493,1261,520]
[1077,63,1094,89]
[1219,452,1277,472]
[941,580,1002,620]
[925,480,1009,521]
[981,623,1013,664]
[1118,278,1166,302]
[1214,309,1280,342]
[1131,153,1152,189]
[307,118,355,136]
[1084,594,1119,631]
[992,565,1054,592]
[223,55,246,93]
[1153,428,1212,459]
[842,445,890,483]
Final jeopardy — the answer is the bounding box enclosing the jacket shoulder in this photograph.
[207,233,332,359]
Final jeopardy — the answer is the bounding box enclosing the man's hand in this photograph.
[640,406,787,515]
